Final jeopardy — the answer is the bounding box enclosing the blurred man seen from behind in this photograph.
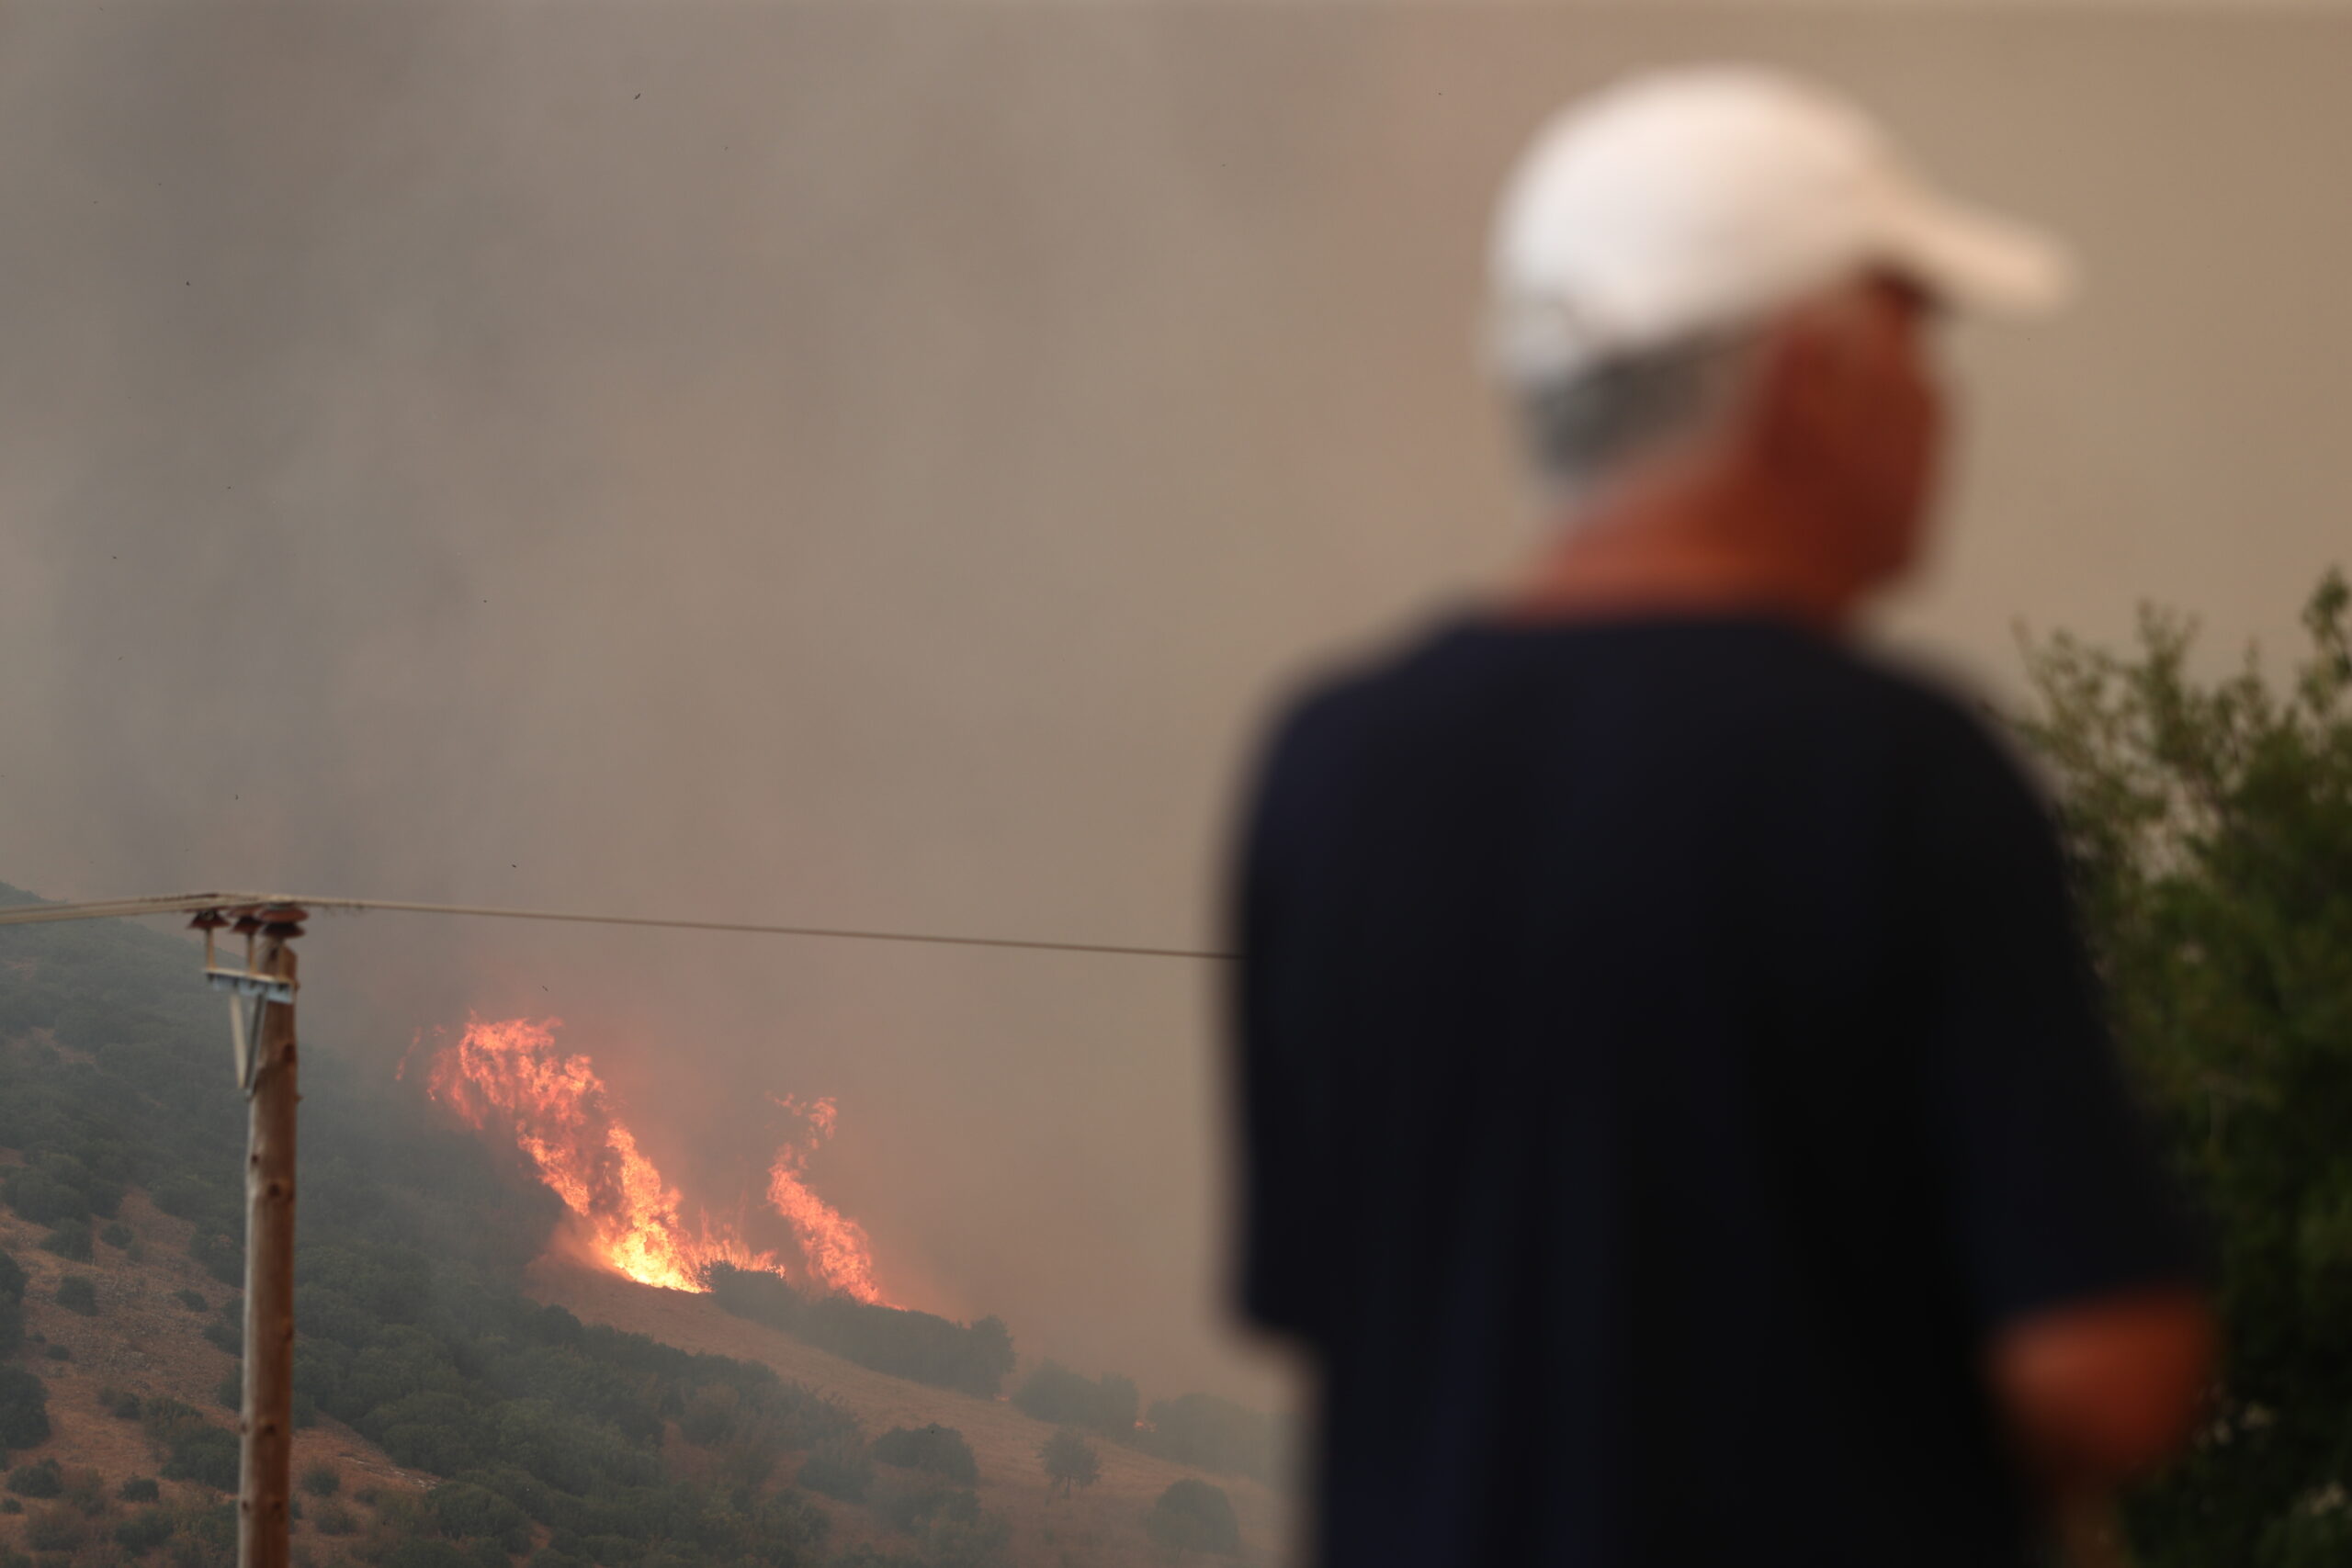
[1229,66,2214,1568]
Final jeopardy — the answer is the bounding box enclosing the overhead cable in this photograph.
[0,889,1231,962]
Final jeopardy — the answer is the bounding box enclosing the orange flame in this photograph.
[427,1016,885,1300]
[767,1095,886,1304]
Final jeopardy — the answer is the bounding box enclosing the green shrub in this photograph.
[0,1368,42,1452]
[149,1178,214,1224]
[188,1229,240,1288]
[5,1168,87,1226]
[1133,1393,1279,1483]
[300,1464,340,1498]
[426,1482,529,1549]
[796,1440,873,1502]
[166,1500,236,1568]
[0,1253,25,1304]
[876,1482,979,1535]
[119,1477,161,1502]
[1012,1361,1138,1436]
[41,1341,69,1361]
[22,1503,86,1552]
[0,1299,18,1359]
[115,1506,177,1553]
[106,1390,144,1420]
[40,1220,93,1262]
[1145,1480,1239,1557]
[174,1290,208,1313]
[870,1424,978,1483]
[6,1459,62,1497]
[215,1373,241,1411]
[162,1427,241,1493]
[52,1274,96,1315]
[59,1464,105,1516]
[101,1222,134,1250]
[0,1496,17,1515]
[201,1321,241,1355]
[310,1503,358,1538]
[382,1540,472,1568]
[675,1385,736,1448]
[1038,1427,1101,1498]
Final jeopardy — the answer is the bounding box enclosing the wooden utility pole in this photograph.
[201,906,302,1568]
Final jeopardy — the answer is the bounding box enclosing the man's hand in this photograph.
[1989,1286,2217,1494]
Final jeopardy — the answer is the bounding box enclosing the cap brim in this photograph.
[1881,191,2077,317]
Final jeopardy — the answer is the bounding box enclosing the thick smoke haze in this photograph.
[6,3,2351,1410]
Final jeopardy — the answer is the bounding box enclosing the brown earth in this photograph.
[0,1158,428,1559]
[526,1258,1295,1568]
[0,1172,1293,1567]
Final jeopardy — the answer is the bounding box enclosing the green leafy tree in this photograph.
[2015,570,2352,1565]
[1144,1479,1238,1557]
[1037,1427,1100,1500]
[1014,1361,1138,1435]
[797,1438,873,1503]
[0,1370,49,1454]
[871,1423,978,1484]
[52,1273,96,1315]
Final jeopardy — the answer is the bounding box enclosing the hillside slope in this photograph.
[526,1262,1293,1568]
[0,1165,433,1565]
[0,886,1292,1568]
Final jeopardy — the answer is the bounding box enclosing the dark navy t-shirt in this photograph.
[1230,614,2199,1568]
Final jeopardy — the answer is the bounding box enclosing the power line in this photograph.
[0,889,1234,962]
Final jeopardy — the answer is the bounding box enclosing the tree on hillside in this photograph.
[1134,1393,1278,1483]
[0,1368,49,1454]
[2015,570,2352,1566]
[1015,1360,1138,1435]
[1145,1479,1238,1558]
[871,1422,979,1484]
[1038,1427,1100,1500]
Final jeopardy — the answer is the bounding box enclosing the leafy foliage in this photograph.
[6,1459,62,1498]
[114,1505,175,1552]
[869,1425,978,1484]
[2015,571,2352,1563]
[40,1219,93,1261]
[1144,1479,1238,1557]
[1132,1393,1280,1485]
[0,1251,22,1359]
[705,1268,1016,1398]
[0,1368,48,1454]
[1012,1360,1136,1436]
[54,1273,97,1315]
[796,1441,873,1504]
[1036,1428,1099,1499]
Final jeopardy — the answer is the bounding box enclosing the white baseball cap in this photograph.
[1487,64,2076,383]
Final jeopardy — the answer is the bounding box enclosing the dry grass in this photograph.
[526,1258,1295,1568]
[0,1169,428,1557]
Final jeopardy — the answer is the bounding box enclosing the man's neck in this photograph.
[1497,474,1856,634]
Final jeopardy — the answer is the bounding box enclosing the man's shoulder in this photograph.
[1251,615,2034,787]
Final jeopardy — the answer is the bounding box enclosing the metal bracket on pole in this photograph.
[209,967,294,1092]
[193,907,296,1092]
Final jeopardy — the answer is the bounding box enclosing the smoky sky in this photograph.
[6,2,2352,1407]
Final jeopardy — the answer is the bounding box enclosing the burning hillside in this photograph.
[425,1015,890,1303]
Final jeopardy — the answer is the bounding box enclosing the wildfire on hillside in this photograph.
[425,1015,891,1303]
